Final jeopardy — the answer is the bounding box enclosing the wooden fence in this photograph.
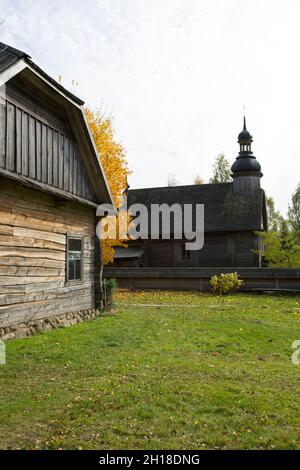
[103,267,300,292]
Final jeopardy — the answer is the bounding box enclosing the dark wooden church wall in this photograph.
[147,241,175,267]
[131,230,259,268]
[141,234,232,268]
[197,233,230,267]
[232,232,259,267]
[0,89,96,203]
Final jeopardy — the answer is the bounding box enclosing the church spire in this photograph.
[237,115,253,153]
[231,116,262,192]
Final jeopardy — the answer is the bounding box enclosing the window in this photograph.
[66,236,83,282]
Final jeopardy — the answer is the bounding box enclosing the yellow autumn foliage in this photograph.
[85,109,131,264]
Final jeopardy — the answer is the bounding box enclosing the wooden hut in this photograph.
[0,42,113,340]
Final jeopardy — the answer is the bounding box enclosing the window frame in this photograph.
[65,234,84,284]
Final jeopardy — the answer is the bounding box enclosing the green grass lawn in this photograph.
[0,290,300,450]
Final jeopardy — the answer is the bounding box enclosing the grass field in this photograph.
[0,290,300,450]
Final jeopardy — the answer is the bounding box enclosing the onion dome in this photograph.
[231,116,262,175]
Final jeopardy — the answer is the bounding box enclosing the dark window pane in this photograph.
[68,258,75,281]
[75,258,82,280]
[69,238,82,252]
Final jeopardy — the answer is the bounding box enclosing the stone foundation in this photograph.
[0,308,103,341]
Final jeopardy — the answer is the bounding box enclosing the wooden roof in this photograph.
[0,42,84,105]
[0,42,114,208]
[127,183,267,233]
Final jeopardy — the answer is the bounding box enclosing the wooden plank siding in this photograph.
[122,232,259,269]
[0,95,96,203]
[0,179,100,328]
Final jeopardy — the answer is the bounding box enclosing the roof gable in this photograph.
[0,42,83,105]
[0,42,113,208]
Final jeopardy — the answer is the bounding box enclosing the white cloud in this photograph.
[1,0,300,214]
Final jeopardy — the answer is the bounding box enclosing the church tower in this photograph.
[231,117,262,192]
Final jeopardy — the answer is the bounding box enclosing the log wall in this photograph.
[0,178,100,330]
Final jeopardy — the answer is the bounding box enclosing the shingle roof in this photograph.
[0,42,84,105]
[127,183,267,233]
[0,42,27,74]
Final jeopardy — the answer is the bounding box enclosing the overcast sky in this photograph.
[1,0,299,214]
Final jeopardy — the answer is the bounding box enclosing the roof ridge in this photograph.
[128,182,233,192]
[0,41,29,59]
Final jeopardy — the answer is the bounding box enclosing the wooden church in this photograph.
[0,42,113,339]
[114,118,267,268]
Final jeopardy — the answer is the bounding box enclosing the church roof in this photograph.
[127,183,267,233]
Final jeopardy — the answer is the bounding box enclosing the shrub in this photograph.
[103,278,118,310]
[210,272,244,295]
